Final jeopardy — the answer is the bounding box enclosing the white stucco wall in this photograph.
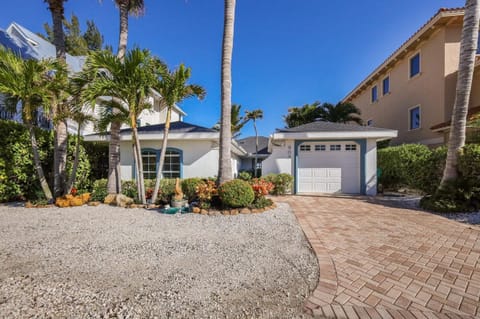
[365,139,378,196]
[119,139,219,180]
[261,140,294,176]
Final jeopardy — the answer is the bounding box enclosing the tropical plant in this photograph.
[45,0,69,198]
[150,64,205,204]
[213,104,247,137]
[0,48,57,201]
[440,0,480,186]
[218,0,236,185]
[74,48,160,204]
[317,102,362,125]
[245,109,263,177]
[283,101,362,128]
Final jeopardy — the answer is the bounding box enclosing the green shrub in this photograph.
[0,120,91,202]
[416,146,447,194]
[157,178,176,204]
[218,179,255,208]
[249,196,273,209]
[377,144,432,191]
[238,171,252,181]
[263,173,293,195]
[122,180,138,200]
[458,144,480,178]
[181,178,203,202]
[420,178,480,212]
[91,179,108,201]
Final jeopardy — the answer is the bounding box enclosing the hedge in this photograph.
[0,120,91,202]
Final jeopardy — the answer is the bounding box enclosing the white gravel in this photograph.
[0,203,318,318]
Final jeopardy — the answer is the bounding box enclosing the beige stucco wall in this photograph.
[352,28,448,146]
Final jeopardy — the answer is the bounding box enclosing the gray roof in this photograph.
[276,121,392,133]
[103,121,217,136]
[236,136,270,155]
[0,22,85,72]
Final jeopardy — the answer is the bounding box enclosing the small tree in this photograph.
[150,64,205,204]
[0,48,56,201]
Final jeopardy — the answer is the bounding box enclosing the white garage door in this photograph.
[298,142,360,194]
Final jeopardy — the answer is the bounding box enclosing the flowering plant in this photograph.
[70,187,78,196]
[250,179,274,198]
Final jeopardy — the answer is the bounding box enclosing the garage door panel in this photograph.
[298,143,360,194]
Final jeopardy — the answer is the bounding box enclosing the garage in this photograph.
[262,121,397,196]
[297,142,360,194]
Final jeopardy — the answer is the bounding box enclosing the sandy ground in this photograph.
[0,203,318,318]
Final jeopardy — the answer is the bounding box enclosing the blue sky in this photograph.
[0,0,466,137]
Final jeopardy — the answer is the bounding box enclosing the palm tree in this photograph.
[45,0,68,198]
[283,102,321,128]
[107,0,146,196]
[75,48,159,204]
[150,64,206,204]
[218,0,236,185]
[244,109,263,177]
[440,0,480,186]
[317,102,363,125]
[212,104,248,137]
[0,49,56,201]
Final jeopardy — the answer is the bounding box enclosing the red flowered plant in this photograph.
[146,188,154,200]
[196,180,217,203]
[70,187,77,196]
[250,178,274,198]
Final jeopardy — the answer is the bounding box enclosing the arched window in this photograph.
[142,150,157,179]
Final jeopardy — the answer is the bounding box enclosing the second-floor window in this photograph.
[382,76,390,95]
[371,85,378,103]
[410,53,421,78]
[409,106,421,130]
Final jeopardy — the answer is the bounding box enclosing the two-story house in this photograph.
[343,8,480,146]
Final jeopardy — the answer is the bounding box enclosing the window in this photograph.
[345,144,357,151]
[315,144,326,151]
[141,149,181,179]
[300,144,311,152]
[142,150,157,179]
[367,119,373,126]
[410,53,420,78]
[136,119,141,127]
[330,144,341,151]
[382,76,390,95]
[162,149,181,178]
[477,33,480,54]
[409,106,421,130]
[371,85,378,103]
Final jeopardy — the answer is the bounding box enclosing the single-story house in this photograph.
[236,136,270,174]
[84,121,247,180]
[262,121,397,196]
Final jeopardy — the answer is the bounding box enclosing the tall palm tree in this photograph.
[317,102,363,125]
[0,49,56,201]
[150,64,206,204]
[244,109,263,177]
[107,0,146,196]
[441,0,480,186]
[45,0,68,198]
[75,48,159,204]
[218,0,236,185]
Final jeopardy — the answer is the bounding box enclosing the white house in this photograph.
[263,121,397,196]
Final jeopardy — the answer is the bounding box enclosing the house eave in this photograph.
[84,132,220,142]
[271,131,398,141]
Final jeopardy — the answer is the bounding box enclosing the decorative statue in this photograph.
[173,178,184,201]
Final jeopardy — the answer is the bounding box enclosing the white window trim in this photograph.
[408,51,422,80]
[382,74,391,96]
[408,105,421,131]
[371,84,378,104]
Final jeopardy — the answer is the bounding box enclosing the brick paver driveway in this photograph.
[276,196,480,319]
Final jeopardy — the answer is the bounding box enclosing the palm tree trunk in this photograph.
[253,119,259,178]
[117,1,129,62]
[440,0,480,186]
[218,0,236,185]
[131,117,146,204]
[107,120,122,194]
[65,125,82,195]
[151,107,172,204]
[47,0,68,199]
[27,122,53,202]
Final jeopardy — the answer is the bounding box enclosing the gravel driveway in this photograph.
[0,203,318,318]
